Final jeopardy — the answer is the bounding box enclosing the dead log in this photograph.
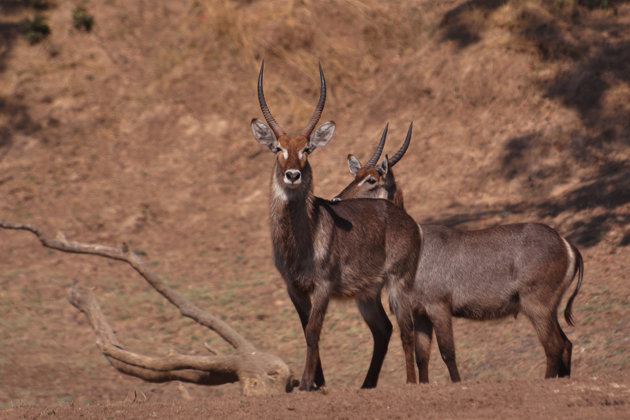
[0,220,294,396]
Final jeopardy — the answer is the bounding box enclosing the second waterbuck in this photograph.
[336,124,584,383]
[250,63,421,391]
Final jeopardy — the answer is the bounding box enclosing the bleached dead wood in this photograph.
[0,220,293,396]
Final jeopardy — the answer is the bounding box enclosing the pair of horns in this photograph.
[257,60,326,138]
[257,61,411,167]
[365,122,413,168]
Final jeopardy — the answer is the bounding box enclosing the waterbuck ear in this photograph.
[347,154,362,175]
[306,121,335,153]
[376,155,389,176]
[251,118,278,152]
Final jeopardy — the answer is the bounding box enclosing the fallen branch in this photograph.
[1,220,293,396]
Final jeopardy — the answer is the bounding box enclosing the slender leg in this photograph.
[414,313,433,383]
[557,319,572,377]
[388,279,417,384]
[356,296,393,388]
[430,308,461,382]
[390,299,416,384]
[287,288,325,388]
[398,312,417,384]
[527,311,568,378]
[300,287,330,391]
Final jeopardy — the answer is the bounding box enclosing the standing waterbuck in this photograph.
[335,124,584,382]
[334,122,411,208]
[250,62,420,391]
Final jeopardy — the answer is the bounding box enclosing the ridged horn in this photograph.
[388,122,412,167]
[365,123,389,167]
[300,62,327,138]
[257,60,285,137]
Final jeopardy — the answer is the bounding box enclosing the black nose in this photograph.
[285,170,301,183]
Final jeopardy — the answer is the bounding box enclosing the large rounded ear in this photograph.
[347,154,362,175]
[376,154,389,176]
[306,121,335,153]
[251,118,278,152]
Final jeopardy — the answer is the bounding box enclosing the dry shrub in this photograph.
[194,0,430,118]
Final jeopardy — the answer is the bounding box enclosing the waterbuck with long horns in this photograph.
[250,62,420,391]
[334,122,411,208]
[335,124,583,383]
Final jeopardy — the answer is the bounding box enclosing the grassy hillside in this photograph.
[1,0,628,407]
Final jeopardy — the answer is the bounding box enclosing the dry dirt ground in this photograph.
[1,0,629,418]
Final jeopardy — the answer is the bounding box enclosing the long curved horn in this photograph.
[365,123,389,167]
[388,122,412,167]
[257,60,285,137]
[300,62,327,137]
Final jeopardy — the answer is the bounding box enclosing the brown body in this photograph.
[336,125,583,382]
[251,63,420,391]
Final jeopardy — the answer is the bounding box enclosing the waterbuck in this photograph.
[250,62,421,391]
[335,124,584,382]
[334,122,411,208]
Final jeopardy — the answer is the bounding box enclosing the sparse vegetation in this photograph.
[28,0,49,10]
[20,11,51,44]
[72,4,94,32]
[578,0,610,9]
[0,0,628,415]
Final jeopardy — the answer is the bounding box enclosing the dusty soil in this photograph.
[4,377,630,419]
[1,0,629,418]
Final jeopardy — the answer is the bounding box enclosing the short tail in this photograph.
[564,245,583,327]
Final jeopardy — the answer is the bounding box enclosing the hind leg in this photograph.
[526,309,570,378]
[557,318,572,377]
[357,296,393,388]
[414,313,433,383]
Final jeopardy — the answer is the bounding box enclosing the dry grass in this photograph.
[0,0,628,409]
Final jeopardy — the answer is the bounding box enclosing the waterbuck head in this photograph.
[334,122,412,208]
[251,61,336,197]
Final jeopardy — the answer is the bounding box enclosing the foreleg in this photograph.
[414,312,433,383]
[287,288,326,389]
[357,296,392,388]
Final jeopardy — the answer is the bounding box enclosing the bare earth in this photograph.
[1,1,629,418]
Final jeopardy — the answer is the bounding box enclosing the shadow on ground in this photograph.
[0,2,50,162]
[429,1,630,249]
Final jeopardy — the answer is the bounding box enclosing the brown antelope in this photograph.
[335,124,584,383]
[250,62,421,391]
[334,122,411,208]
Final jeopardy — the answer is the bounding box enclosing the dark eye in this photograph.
[366,177,376,184]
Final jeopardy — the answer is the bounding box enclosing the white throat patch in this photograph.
[272,173,289,201]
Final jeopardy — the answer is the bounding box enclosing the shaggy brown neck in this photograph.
[268,160,317,278]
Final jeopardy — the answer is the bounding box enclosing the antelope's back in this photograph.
[416,223,571,318]
[321,197,420,272]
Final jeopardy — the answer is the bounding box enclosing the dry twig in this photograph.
[0,220,293,396]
